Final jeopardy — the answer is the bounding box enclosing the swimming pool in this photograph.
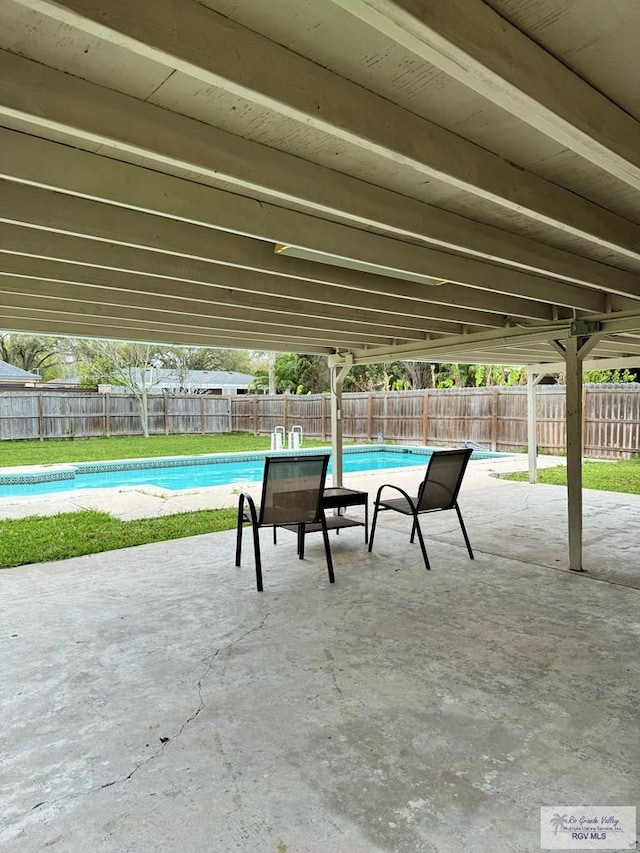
[0,445,509,498]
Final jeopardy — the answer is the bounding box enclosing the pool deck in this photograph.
[0,451,546,521]
[1,451,639,852]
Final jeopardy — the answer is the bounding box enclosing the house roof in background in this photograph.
[46,370,255,387]
[166,370,255,386]
[0,0,639,366]
[0,359,40,382]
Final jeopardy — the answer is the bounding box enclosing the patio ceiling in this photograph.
[0,0,639,365]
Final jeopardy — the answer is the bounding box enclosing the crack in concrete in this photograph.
[98,614,271,791]
[18,614,271,823]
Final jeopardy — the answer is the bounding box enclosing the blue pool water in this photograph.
[0,446,507,498]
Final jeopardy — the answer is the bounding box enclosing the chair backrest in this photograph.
[416,448,473,512]
[258,454,330,526]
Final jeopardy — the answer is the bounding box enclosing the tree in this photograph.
[248,354,330,394]
[267,351,277,395]
[474,364,526,386]
[76,353,120,388]
[0,333,65,380]
[583,368,636,383]
[292,355,330,394]
[402,361,435,389]
[157,346,254,375]
[344,361,408,392]
[77,341,173,437]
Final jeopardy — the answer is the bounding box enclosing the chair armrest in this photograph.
[238,492,259,527]
[373,484,417,512]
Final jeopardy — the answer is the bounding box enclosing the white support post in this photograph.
[526,369,548,484]
[526,369,538,484]
[329,355,353,488]
[565,336,584,572]
[561,330,600,572]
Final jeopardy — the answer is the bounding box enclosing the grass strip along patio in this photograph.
[0,508,237,568]
[503,458,640,494]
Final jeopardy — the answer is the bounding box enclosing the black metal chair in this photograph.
[235,454,334,591]
[368,448,474,571]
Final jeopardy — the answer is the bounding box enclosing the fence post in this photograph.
[164,393,169,435]
[253,396,258,435]
[228,396,233,432]
[37,393,44,441]
[199,395,205,434]
[282,393,288,433]
[491,388,499,451]
[422,390,429,445]
[367,393,373,441]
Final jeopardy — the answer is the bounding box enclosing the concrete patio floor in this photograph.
[2,456,639,851]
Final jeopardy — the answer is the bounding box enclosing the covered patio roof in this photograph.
[0,0,639,366]
[1,0,639,574]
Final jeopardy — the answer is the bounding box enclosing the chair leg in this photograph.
[455,503,474,560]
[368,502,380,552]
[298,522,305,560]
[364,499,369,544]
[273,525,277,544]
[251,523,263,592]
[409,517,418,544]
[235,501,244,567]
[320,515,335,584]
[236,494,264,591]
[411,514,431,571]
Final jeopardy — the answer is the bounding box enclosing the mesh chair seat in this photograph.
[368,448,474,571]
[376,495,416,514]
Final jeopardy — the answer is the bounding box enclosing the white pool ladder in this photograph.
[270,425,286,450]
[289,425,303,450]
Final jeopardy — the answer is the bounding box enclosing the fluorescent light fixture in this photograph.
[275,244,446,286]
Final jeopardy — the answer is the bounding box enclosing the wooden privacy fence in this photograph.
[1,385,640,459]
[235,386,640,458]
[0,392,232,442]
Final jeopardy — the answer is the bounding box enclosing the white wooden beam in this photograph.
[0,277,438,342]
[2,65,638,292]
[0,309,341,353]
[338,0,640,189]
[0,291,414,348]
[351,311,640,363]
[0,224,569,323]
[0,264,475,335]
[0,234,524,326]
[0,182,611,315]
[431,341,640,364]
[7,4,640,260]
[351,322,572,363]
[0,134,458,289]
[527,355,640,375]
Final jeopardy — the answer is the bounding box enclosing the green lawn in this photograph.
[0,432,329,467]
[0,508,238,568]
[503,458,640,494]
